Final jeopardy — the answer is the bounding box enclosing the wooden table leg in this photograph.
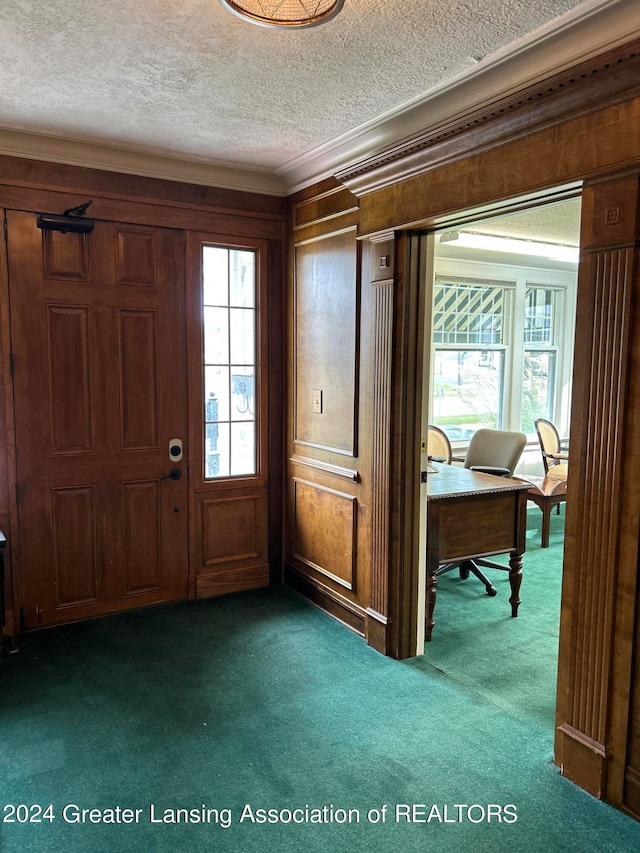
[508,551,523,617]
[425,568,437,643]
[541,505,551,548]
[425,513,439,643]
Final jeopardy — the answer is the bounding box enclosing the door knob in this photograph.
[161,468,182,481]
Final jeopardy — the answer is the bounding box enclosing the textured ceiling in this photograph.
[0,0,591,177]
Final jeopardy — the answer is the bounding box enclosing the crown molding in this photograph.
[0,129,288,197]
[336,37,640,198]
[281,0,640,194]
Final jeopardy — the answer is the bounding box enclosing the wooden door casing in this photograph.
[7,211,189,628]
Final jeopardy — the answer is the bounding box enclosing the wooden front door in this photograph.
[7,211,189,629]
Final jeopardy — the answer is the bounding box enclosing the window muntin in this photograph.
[524,286,555,344]
[520,286,559,432]
[433,278,506,345]
[203,246,257,479]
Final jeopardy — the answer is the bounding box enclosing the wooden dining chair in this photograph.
[426,425,453,464]
[534,418,569,479]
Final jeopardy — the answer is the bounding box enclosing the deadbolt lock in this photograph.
[169,438,183,462]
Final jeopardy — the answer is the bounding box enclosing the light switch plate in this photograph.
[312,389,323,414]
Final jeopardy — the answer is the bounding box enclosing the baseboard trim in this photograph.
[557,723,608,798]
[283,563,365,637]
[623,766,640,819]
[365,608,390,655]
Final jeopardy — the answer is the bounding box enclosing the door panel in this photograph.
[118,308,159,449]
[7,211,188,629]
[52,485,99,606]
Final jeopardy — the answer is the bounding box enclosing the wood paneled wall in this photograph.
[284,180,373,636]
[294,228,359,454]
[284,181,422,655]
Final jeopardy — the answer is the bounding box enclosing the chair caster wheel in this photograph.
[486,587,498,597]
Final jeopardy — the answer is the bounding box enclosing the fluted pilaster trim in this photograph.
[556,170,640,802]
[369,280,394,618]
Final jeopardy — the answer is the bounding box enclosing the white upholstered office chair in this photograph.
[437,428,527,596]
[463,428,527,479]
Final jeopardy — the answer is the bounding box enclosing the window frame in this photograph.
[429,256,577,449]
[202,245,258,480]
[187,233,270,494]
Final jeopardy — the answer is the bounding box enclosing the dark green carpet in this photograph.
[2,509,639,852]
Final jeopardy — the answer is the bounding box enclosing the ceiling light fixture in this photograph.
[219,0,344,29]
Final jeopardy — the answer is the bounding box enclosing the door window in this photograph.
[202,246,257,479]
